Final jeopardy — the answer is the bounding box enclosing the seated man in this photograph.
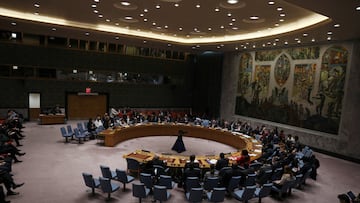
[215,152,229,171]
[184,155,199,169]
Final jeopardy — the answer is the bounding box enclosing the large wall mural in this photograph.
[235,45,348,134]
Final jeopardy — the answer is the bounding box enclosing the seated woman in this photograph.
[273,165,295,188]
[236,149,250,169]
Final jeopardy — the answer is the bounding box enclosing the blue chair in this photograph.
[271,167,283,181]
[60,127,72,143]
[100,165,117,179]
[74,128,87,144]
[66,125,75,140]
[82,173,100,195]
[153,185,171,203]
[227,176,241,192]
[99,177,120,200]
[132,182,150,203]
[186,187,203,203]
[77,122,90,137]
[206,187,226,202]
[271,179,295,199]
[249,162,263,171]
[254,183,272,203]
[115,169,135,191]
[232,185,256,203]
[126,158,141,177]
[244,173,257,187]
[203,176,219,191]
[257,169,273,185]
[140,173,153,190]
[158,175,176,189]
[83,121,88,131]
[300,168,312,187]
[185,177,201,192]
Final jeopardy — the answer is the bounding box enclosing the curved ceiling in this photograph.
[0,0,359,52]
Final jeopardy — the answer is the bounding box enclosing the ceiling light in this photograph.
[93,10,98,13]
[277,7,283,11]
[156,26,162,29]
[294,38,299,41]
[250,16,259,20]
[143,40,147,43]
[273,42,276,45]
[280,13,286,17]
[11,22,16,26]
[156,5,160,9]
[235,47,239,50]
[85,32,90,36]
[303,33,308,37]
[115,23,119,25]
[179,27,183,30]
[94,0,100,2]
[208,27,212,31]
[121,1,130,6]
[262,44,266,47]
[98,14,103,18]
[143,18,148,22]
[232,27,238,30]
[227,0,238,4]
[334,24,340,28]
[51,28,56,31]
[274,23,279,27]
[279,19,284,22]
[73,69,77,73]
[115,36,119,40]
[11,33,16,38]
[215,8,220,12]
[243,46,247,49]
[252,45,256,48]
[152,22,156,25]
[168,44,171,47]
[220,44,224,47]
[144,9,148,12]
[297,40,301,43]
[124,16,133,20]
[275,38,279,41]
[227,13,232,17]
[91,4,96,8]
[139,13,144,17]
[229,22,233,26]
[196,4,200,8]
[356,6,360,11]
[13,65,18,70]
[327,36,331,40]
[232,18,236,22]
[220,25,224,29]
[174,3,179,7]
[34,3,40,8]
[311,38,316,42]
[89,70,93,74]
[34,12,39,15]
[268,1,275,5]
[106,19,110,22]
[284,41,288,45]
[164,25,168,28]
[327,31,333,35]
[196,45,200,47]
[186,35,190,37]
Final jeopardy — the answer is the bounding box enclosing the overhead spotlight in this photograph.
[268,1,275,5]
[250,16,259,20]
[155,5,160,9]
[227,0,238,4]
[334,24,340,28]
[121,1,130,6]
[34,3,40,8]
[327,36,331,40]
[277,7,283,11]
[11,22,17,26]
[327,31,333,35]
[174,3,179,7]
[196,4,200,8]
[215,8,220,12]
[356,6,360,11]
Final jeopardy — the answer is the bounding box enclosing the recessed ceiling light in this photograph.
[11,33,16,38]
[13,65,18,70]
[115,23,119,25]
[235,47,239,50]
[303,33,308,37]
[196,4,200,8]
[94,0,100,2]
[227,0,238,4]
[196,45,200,47]
[220,44,224,47]
[156,5,160,9]
[229,22,233,26]
[125,16,133,20]
[280,13,285,17]
[156,26,162,29]
[164,25,168,28]
[51,28,56,31]
[327,36,331,40]
[275,38,279,41]
[268,1,275,5]
[11,22,16,26]
[275,23,279,27]
[220,25,224,29]
[277,7,283,11]
[168,44,172,47]
[279,19,284,22]
[174,3,179,7]
[93,10,98,13]
[139,13,144,17]
[297,40,301,43]
[273,42,277,46]
[179,27,183,31]
[115,36,119,40]
[121,1,130,6]
[243,46,247,49]
[143,18,148,22]
[249,16,259,20]
[327,31,333,35]
[232,27,238,30]
[311,38,316,42]
[227,13,232,17]
[262,44,266,47]
[89,70,93,74]
[284,41,288,45]
[91,4,96,8]
[186,35,190,37]
[232,18,236,22]
[85,32,90,36]
[73,69,77,74]
[144,9,148,12]
[152,22,156,25]
[34,3,40,8]
[356,6,360,11]
[215,8,220,12]
[98,14,103,18]
[34,12,39,15]
[294,38,299,41]
[334,24,340,28]
[252,45,256,48]
[143,40,147,43]
[208,27,212,31]
[106,19,110,22]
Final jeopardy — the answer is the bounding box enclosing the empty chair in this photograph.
[244,173,256,187]
[83,121,88,131]
[186,187,203,203]
[133,182,151,203]
[60,127,72,143]
[100,165,117,179]
[254,183,273,203]
[158,175,176,189]
[271,179,295,199]
[77,122,89,135]
[126,158,141,177]
[185,177,201,192]
[82,173,100,195]
[153,185,171,203]
[140,173,153,190]
[227,176,241,192]
[232,185,256,203]
[73,128,87,144]
[206,187,226,203]
[99,177,120,200]
[203,176,219,191]
[115,169,135,191]
[66,125,75,139]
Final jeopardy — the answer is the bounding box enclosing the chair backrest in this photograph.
[242,185,256,201]
[77,123,85,131]
[293,174,303,188]
[209,187,226,202]
[132,183,147,198]
[159,175,174,189]
[67,125,74,134]
[258,169,272,185]
[127,158,140,170]
[245,173,256,186]
[84,122,88,130]
[280,179,295,193]
[99,177,111,192]
[100,165,112,179]
[258,183,273,198]
[73,128,81,137]
[227,176,241,191]
[154,185,169,201]
[140,173,153,189]
[82,173,95,188]
[186,177,201,192]
[60,127,67,136]
[203,176,219,191]
[249,162,263,171]
[188,187,203,202]
[115,169,127,182]
[153,165,165,176]
[271,167,283,181]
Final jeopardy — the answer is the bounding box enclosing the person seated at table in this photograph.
[236,149,250,169]
[87,118,97,139]
[215,152,229,171]
[182,163,201,192]
[94,115,103,128]
[203,164,218,182]
[184,155,199,169]
[273,165,295,188]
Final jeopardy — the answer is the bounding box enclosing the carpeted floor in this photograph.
[7,121,360,203]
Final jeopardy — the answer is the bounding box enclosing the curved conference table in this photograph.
[99,123,262,168]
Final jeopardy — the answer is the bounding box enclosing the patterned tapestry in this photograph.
[235,45,349,134]
[237,53,253,95]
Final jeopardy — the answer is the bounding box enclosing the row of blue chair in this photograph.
[60,123,91,144]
